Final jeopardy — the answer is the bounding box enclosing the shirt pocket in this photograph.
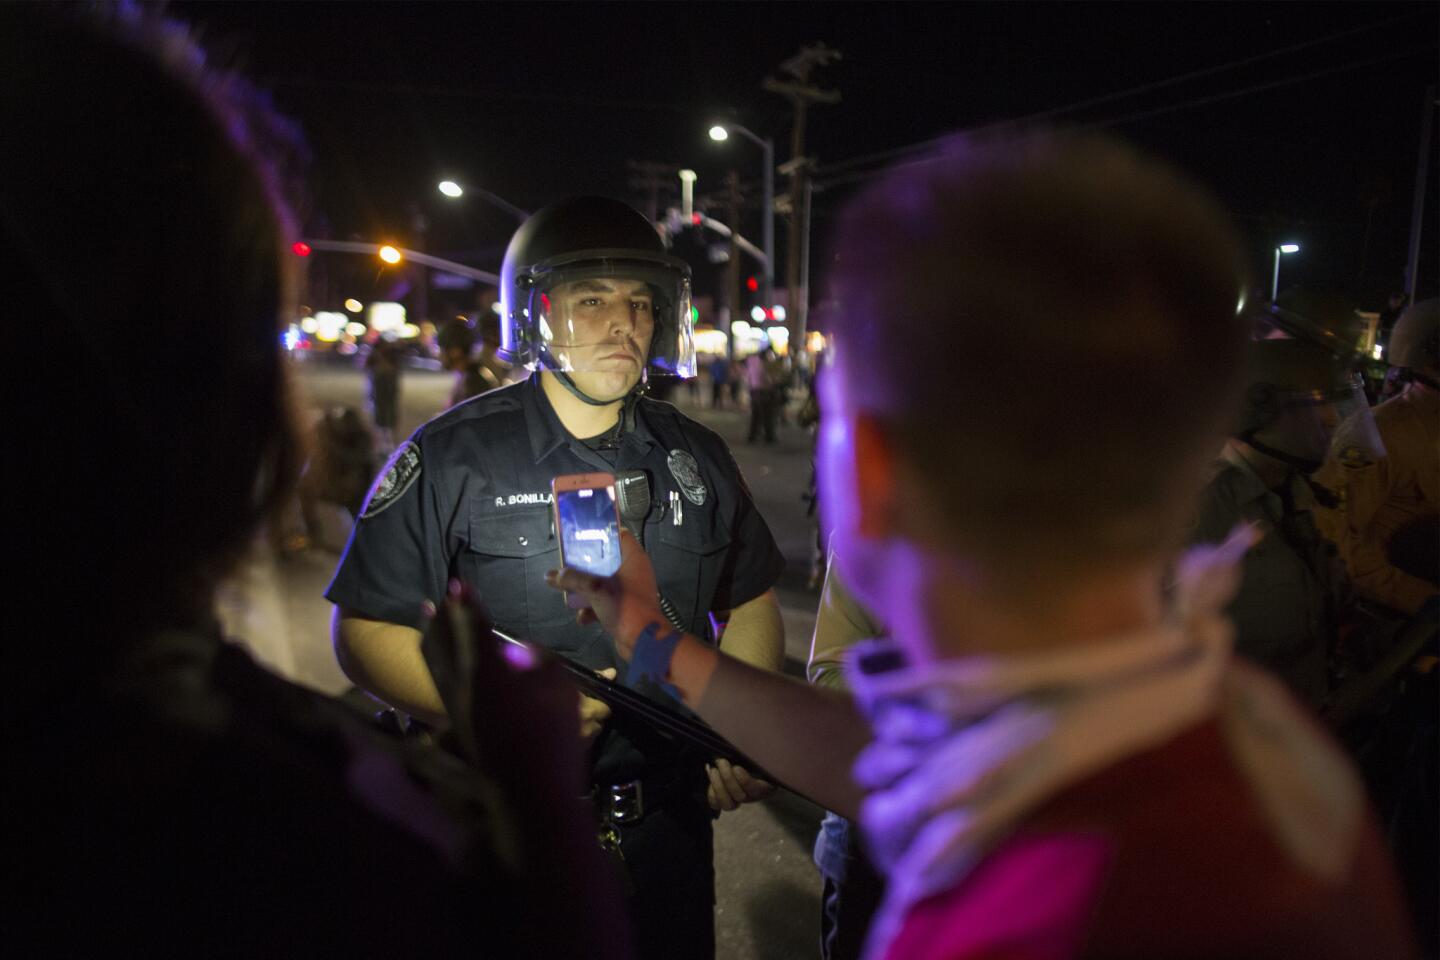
[463,507,558,633]
[653,503,733,633]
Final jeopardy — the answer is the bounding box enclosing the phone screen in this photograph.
[555,483,622,577]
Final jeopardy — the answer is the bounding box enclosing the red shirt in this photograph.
[884,721,1417,960]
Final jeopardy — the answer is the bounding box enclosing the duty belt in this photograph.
[589,771,700,825]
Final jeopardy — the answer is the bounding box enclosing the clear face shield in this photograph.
[1266,373,1386,466]
[511,255,696,382]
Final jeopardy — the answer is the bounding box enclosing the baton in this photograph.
[490,627,802,799]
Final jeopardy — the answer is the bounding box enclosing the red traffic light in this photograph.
[692,213,703,225]
[291,241,312,257]
[746,276,759,292]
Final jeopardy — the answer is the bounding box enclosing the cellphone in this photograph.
[551,472,622,609]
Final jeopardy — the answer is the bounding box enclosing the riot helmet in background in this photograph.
[1387,298,1439,384]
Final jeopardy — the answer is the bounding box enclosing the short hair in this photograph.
[2,5,305,637]
[824,131,1249,579]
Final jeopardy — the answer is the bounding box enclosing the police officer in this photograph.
[327,196,786,960]
[1313,298,1438,615]
[1190,305,1385,709]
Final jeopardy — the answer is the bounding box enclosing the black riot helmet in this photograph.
[499,196,695,405]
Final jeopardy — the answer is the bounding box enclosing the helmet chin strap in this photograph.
[540,343,650,410]
[1240,430,1323,476]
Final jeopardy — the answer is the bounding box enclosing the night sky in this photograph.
[172,1,1438,311]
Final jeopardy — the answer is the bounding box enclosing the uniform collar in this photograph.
[521,373,658,465]
[1220,444,1313,512]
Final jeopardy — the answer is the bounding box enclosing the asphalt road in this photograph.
[218,358,829,960]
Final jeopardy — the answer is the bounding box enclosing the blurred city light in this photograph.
[708,125,729,142]
[345,322,367,338]
[750,306,767,323]
[344,298,363,313]
[368,301,406,333]
[299,316,319,334]
[731,320,752,337]
[746,276,759,292]
[378,245,403,264]
[772,305,787,322]
[399,323,421,338]
[291,241,312,257]
[1279,243,1301,254]
[806,331,827,354]
[282,326,301,351]
[315,311,347,343]
[491,301,504,315]
[1373,344,1385,360]
[692,329,728,355]
[768,326,790,349]
[438,180,464,198]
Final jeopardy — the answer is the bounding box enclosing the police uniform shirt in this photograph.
[1190,446,1343,709]
[326,374,785,780]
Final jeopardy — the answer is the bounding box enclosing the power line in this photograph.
[815,10,1431,182]
[816,43,1436,192]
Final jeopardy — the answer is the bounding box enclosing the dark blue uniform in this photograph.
[327,373,785,959]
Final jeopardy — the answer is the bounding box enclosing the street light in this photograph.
[1271,242,1300,301]
[709,121,774,312]
[436,179,529,222]
[378,245,403,265]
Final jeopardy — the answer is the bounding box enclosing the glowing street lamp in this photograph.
[708,121,774,310]
[344,298,364,313]
[1271,243,1300,302]
[435,178,529,222]
[378,245,403,265]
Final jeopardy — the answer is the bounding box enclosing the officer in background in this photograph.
[1315,299,1438,615]
[806,558,886,960]
[1189,304,1384,710]
[327,196,786,960]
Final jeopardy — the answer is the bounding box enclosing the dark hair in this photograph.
[2,5,305,641]
[825,131,1249,579]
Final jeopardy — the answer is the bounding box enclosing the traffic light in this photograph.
[746,276,759,293]
[291,241,312,257]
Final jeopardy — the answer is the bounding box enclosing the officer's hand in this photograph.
[579,668,616,738]
[546,529,665,660]
[705,758,777,812]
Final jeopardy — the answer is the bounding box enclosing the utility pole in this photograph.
[725,169,743,361]
[1403,85,1437,303]
[627,160,680,225]
[764,42,841,360]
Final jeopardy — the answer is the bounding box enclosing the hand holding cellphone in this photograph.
[551,472,623,609]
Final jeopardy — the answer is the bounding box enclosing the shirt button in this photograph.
[517,536,528,546]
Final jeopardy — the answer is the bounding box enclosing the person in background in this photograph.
[1188,323,1380,711]
[365,335,402,454]
[806,562,887,960]
[552,131,1419,959]
[746,345,780,444]
[1315,298,1439,616]
[4,5,629,957]
[709,353,730,409]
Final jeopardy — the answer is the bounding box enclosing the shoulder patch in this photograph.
[361,441,421,519]
[667,449,708,506]
[1336,445,1374,470]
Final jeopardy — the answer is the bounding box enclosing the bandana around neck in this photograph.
[847,526,1258,960]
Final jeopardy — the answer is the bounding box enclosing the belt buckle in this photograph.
[608,780,645,823]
